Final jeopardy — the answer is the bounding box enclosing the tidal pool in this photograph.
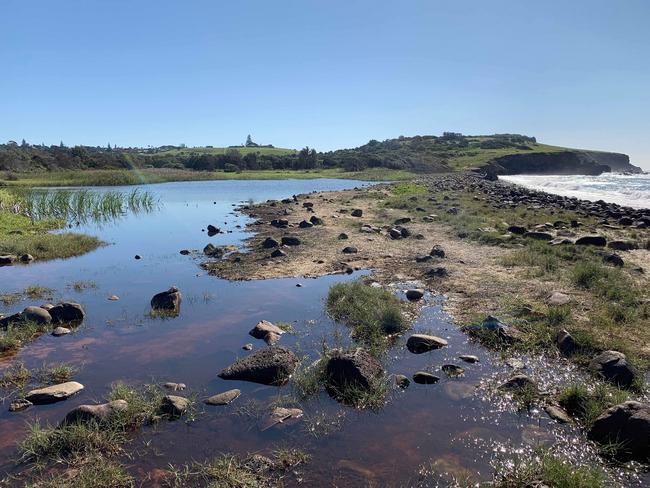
[0,179,645,486]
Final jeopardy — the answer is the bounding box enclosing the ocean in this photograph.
[500,172,650,210]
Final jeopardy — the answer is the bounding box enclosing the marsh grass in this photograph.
[0,321,51,354]
[325,376,389,411]
[326,281,407,355]
[17,188,156,225]
[69,280,97,292]
[491,449,607,488]
[22,455,134,488]
[0,232,102,261]
[558,383,629,428]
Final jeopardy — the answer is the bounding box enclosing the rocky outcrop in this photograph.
[62,400,128,425]
[218,346,298,385]
[483,150,641,176]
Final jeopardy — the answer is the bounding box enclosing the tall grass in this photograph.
[14,188,156,225]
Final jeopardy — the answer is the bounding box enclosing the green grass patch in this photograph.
[22,455,134,488]
[326,281,407,355]
[0,232,102,261]
[558,383,629,428]
[0,321,51,354]
[491,448,608,488]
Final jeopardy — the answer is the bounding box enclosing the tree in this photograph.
[246,134,253,147]
[60,141,65,148]
[21,139,27,147]
[107,143,112,151]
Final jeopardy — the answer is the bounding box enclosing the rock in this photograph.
[395,374,410,388]
[163,382,186,391]
[547,291,571,306]
[281,236,301,246]
[458,355,479,363]
[63,400,128,424]
[249,320,285,346]
[405,289,424,301]
[575,235,607,246]
[505,358,525,370]
[160,395,189,417]
[413,372,439,384]
[134,254,141,260]
[441,364,465,376]
[205,389,241,406]
[555,329,577,356]
[207,224,220,236]
[270,219,289,228]
[523,231,553,241]
[351,209,363,217]
[507,225,527,235]
[429,245,445,258]
[270,249,286,258]
[49,302,85,324]
[325,348,383,391]
[415,255,433,263]
[338,233,349,240]
[179,249,191,255]
[9,399,33,412]
[22,306,52,325]
[309,216,324,225]
[19,254,34,263]
[262,237,279,249]
[26,381,84,404]
[261,407,304,431]
[218,345,298,386]
[499,374,536,391]
[394,217,412,225]
[299,220,313,228]
[544,404,571,424]
[389,228,403,240]
[588,350,638,388]
[150,287,181,313]
[601,252,624,267]
[0,255,16,265]
[52,327,71,336]
[108,295,120,301]
[608,240,637,251]
[406,334,448,353]
[588,401,650,461]
[342,246,358,254]
[470,315,523,344]
[426,267,449,278]
[242,343,253,351]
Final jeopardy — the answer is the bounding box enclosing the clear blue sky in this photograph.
[2,0,649,168]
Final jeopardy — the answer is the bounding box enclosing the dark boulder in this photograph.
[325,348,383,391]
[575,235,607,246]
[426,267,449,278]
[588,401,650,462]
[218,346,298,386]
[588,350,638,388]
[406,334,447,353]
[507,225,527,235]
[270,249,286,258]
[261,237,279,249]
[429,245,445,258]
[523,231,553,241]
[608,240,637,251]
[556,329,577,356]
[413,372,439,384]
[342,246,358,254]
[338,233,349,240]
[49,302,85,324]
[281,236,301,246]
[150,287,182,314]
[351,209,363,217]
[309,216,324,225]
[299,220,313,228]
[405,289,424,301]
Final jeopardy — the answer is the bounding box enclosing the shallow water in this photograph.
[500,173,650,209]
[0,179,646,486]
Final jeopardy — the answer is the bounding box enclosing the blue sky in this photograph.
[2,0,649,168]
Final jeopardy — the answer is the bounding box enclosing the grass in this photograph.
[326,281,407,355]
[1,286,54,307]
[164,449,310,488]
[558,383,629,428]
[4,167,416,188]
[491,448,608,488]
[69,280,97,292]
[22,455,134,488]
[0,321,51,354]
[0,231,102,260]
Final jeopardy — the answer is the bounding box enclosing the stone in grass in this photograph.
[342,246,358,254]
[544,404,572,424]
[26,381,84,405]
[406,334,448,354]
[281,236,301,246]
[588,401,650,462]
[351,209,363,217]
[441,364,465,377]
[556,329,577,356]
[546,291,571,306]
[412,371,439,384]
[49,302,85,324]
[62,400,128,425]
[588,350,638,388]
[205,389,241,406]
[325,348,383,392]
[22,306,51,325]
[270,249,287,258]
[499,374,536,392]
[260,407,304,431]
[575,235,607,246]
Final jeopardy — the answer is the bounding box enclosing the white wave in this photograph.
[500,174,650,210]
